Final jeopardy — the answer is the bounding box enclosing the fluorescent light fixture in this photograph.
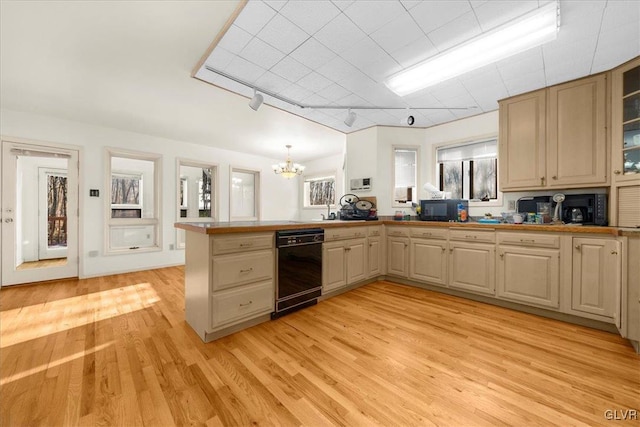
[385,2,560,96]
[249,89,264,111]
[344,109,357,127]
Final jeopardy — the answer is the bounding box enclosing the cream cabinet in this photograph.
[184,231,275,342]
[499,74,608,191]
[448,242,496,296]
[367,226,385,277]
[322,237,367,293]
[496,232,560,309]
[386,227,410,278]
[610,56,640,227]
[409,227,448,286]
[570,237,621,321]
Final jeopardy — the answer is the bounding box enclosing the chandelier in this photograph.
[272,145,305,179]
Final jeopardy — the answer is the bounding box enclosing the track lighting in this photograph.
[344,109,357,127]
[249,89,264,111]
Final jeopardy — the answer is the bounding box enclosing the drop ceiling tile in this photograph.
[331,1,355,12]
[223,56,267,83]
[342,0,406,35]
[421,109,457,124]
[451,108,481,120]
[370,13,424,54]
[296,72,333,93]
[472,1,538,31]
[316,56,361,83]
[503,68,547,96]
[216,24,253,55]
[316,83,352,102]
[457,64,503,88]
[600,0,640,29]
[400,1,422,10]
[314,13,368,55]
[591,21,640,72]
[270,56,312,82]
[254,71,292,93]
[496,48,544,81]
[233,0,277,34]
[427,11,481,53]
[290,37,337,70]
[465,82,509,111]
[239,37,286,70]
[336,93,371,107]
[256,14,309,54]
[429,80,474,104]
[210,74,255,98]
[204,46,235,70]
[357,109,398,123]
[340,36,391,70]
[301,93,331,106]
[264,0,287,12]
[410,1,472,35]
[390,35,438,68]
[279,83,313,102]
[542,37,597,84]
[279,0,341,35]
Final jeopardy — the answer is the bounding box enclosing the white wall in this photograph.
[1,108,320,278]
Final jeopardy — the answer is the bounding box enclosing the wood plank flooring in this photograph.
[1,266,638,426]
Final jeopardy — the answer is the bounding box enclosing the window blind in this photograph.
[437,139,497,162]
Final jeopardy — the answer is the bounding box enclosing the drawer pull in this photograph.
[239,301,253,307]
[520,239,535,243]
[611,250,618,255]
[499,253,504,259]
[441,247,445,252]
[239,243,254,248]
[465,235,477,239]
[239,268,254,273]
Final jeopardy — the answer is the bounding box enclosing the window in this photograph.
[176,159,217,249]
[393,147,418,206]
[303,174,336,208]
[436,139,499,203]
[106,149,161,253]
[230,167,260,220]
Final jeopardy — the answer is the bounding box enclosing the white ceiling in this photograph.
[1,1,638,162]
[197,0,640,133]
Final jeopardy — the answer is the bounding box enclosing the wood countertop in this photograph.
[175,220,639,236]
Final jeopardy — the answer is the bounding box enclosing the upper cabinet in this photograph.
[610,57,640,227]
[499,74,608,191]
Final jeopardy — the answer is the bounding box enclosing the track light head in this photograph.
[406,115,415,126]
[249,90,264,111]
[344,109,357,127]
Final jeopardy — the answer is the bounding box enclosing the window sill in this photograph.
[105,246,162,256]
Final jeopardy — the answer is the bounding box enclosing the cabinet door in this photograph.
[368,236,382,277]
[547,75,607,187]
[499,90,547,190]
[387,237,409,278]
[322,241,346,292]
[409,239,447,286]
[448,242,496,295]
[497,246,559,308]
[346,238,367,284]
[572,238,620,318]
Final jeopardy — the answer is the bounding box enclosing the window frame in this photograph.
[229,166,260,221]
[105,148,162,255]
[392,145,420,208]
[301,170,337,209]
[433,136,503,208]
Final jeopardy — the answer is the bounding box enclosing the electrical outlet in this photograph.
[169,244,174,250]
[508,200,516,210]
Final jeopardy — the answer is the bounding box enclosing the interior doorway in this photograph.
[1,140,79,286]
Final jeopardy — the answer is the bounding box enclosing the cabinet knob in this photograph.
[441,247,445,252]
[499,253,504,259]
[614,170,621,175]
[239,301,253,307]
[552,176,557,180]
[541,176,545,185]
[574,245,581,250]
[611,250,618,255]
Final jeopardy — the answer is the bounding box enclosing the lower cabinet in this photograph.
[322,238,367,293]
[409,238,447,286]
[368,236,383,277]
[448,242,496,295]
[497,246,560,308]
[571,237,621,320]
[387,236,409,278]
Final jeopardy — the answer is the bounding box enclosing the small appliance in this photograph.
[338,194,378,221]
[560,194,607,225]
[419,199,468,222]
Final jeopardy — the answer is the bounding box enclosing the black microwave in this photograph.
[419,199,468,222]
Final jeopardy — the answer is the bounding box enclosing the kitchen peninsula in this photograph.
[175,220,640,353]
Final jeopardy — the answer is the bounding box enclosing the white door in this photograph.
[38,168,69,260]
[1,141,79,286]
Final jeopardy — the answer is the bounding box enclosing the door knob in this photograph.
[4,218,13,223]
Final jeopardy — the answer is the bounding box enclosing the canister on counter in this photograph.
[527,212,536,223]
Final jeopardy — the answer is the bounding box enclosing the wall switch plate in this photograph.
[508,200,516,210]
[90,189,99,197]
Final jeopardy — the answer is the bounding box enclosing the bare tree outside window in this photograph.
[47,175,67,247]
[471,158,497,200]
[111,174,141,218]
[440,162,463,199]
[304,176,335,207]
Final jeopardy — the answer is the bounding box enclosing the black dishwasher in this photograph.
[272,229,323,318]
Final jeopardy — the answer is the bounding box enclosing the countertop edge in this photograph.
[174,220,637,236]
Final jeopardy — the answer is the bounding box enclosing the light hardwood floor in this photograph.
[1,266,638,426]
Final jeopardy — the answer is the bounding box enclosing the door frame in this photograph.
[1,135,84,286]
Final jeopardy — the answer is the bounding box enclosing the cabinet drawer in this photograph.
[212,250,274,291]
[212,233,273,255]
[410,227,448,240]
[368,226,383,237]
[324,227,367,241]
[497,232,560,248]
[211,281,274,328]
[385,227,410,238]
[450,229,495,243]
